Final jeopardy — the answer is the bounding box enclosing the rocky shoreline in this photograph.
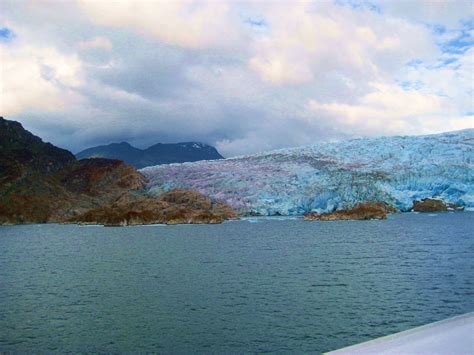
[302,198,463,222]
[69,189,238,226]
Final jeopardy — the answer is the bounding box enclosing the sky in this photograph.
[0,0,473,157]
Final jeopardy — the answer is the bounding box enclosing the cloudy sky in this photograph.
[1,0,473,157]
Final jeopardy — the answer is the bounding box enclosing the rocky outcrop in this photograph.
[0,157,147,224]
[0,117,237,225]
[62,158,146,195]
[70,189,238,226]
[412,198,448,212]
[304,202,395,221]
[411,198,464,212]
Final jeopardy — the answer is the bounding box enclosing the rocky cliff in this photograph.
[0,117,235,225]
[71,189,238,226]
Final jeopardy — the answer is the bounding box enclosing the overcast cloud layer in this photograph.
[1,0,473,157]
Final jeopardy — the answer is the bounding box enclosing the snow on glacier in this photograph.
[141,129,474,215]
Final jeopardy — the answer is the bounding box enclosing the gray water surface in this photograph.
[1,213,473,353]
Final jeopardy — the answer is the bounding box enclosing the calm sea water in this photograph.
[0,213,473,353]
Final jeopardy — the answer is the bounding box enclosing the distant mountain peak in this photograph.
[76,140,223,169]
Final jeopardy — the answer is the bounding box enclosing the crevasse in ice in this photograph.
[141,129,474,215]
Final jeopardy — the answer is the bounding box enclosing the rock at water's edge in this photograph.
[70,189,238,226]
[304,201,394,221]
[412,198,448,212]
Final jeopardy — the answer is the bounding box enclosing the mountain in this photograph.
[76,141,224,168]
[141,129,474,216]
[0,117,235,225]
[0,117,146,223]
[76,142,142,166]
[0,117,76,185]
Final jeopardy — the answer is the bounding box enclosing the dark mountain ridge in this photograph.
[76,140,224,169]
[0,117,145,223]
[0,117,75,184]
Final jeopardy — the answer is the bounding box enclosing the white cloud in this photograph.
[77,0,242,48]
[248,2,438,85]
[308,82,473,136]
[79,36,112,50]
[400,47,474,116]
[0,43,84,116]
[216,133,274,158]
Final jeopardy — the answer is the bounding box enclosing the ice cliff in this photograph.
[141,129,474,215]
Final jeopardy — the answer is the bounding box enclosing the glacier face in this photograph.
[141,129,474,215]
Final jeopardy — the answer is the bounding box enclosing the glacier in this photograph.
[141,129,474,216]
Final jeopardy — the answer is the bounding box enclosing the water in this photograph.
[0,213,473,353]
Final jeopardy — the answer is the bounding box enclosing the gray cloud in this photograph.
[1,1,473,158]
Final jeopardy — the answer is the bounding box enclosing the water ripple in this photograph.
[0,212,473,353]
